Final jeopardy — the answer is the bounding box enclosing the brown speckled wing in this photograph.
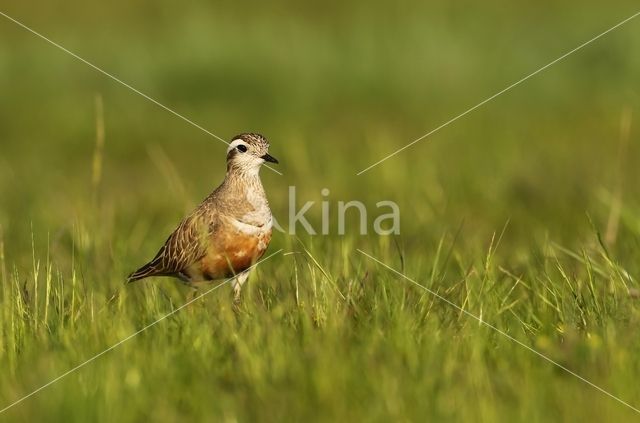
[127,210,216,282]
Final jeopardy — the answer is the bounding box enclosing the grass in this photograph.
[1,0,640,421]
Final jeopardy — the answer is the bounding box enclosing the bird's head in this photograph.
[226,133,278,175]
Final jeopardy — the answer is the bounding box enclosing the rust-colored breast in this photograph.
[194,226,272,280]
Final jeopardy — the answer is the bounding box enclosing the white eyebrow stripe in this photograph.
[227,139,247,153]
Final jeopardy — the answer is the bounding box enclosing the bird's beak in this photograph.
[261,153,279,164]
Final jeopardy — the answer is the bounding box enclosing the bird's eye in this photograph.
[237,145,248,153]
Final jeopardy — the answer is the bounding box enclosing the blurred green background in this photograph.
[1,0,640,421]
[1,0,638,249]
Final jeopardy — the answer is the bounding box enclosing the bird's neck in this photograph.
[218,167,270,222]
[223,166,265,195]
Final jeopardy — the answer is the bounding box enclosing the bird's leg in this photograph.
[232,271,251,302]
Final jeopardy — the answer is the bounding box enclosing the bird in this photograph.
[127,133,278,301]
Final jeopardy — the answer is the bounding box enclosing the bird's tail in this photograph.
[127,260,161,283]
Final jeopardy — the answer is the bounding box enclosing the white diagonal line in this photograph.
[357,10,640,175]
[357,248,640,414]
[0,11,226,143]
[0,249,283,415]
[0,10,283,176]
